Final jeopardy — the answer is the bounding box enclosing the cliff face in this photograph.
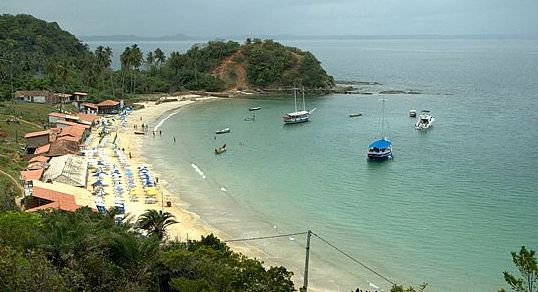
[211,40,335,91]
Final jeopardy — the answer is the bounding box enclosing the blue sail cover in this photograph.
[368,139,392,149]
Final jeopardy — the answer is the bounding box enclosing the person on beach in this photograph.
[140,116,142,121]
[152,131,155,137]
[129,151,132,159]
[159,130,162,136]
[173,137,176,143]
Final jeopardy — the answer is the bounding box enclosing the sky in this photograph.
[1,0,537,37]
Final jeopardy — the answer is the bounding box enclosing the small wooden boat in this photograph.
[409,109,417,118]
[214,144,226,154]
[249,107,261,111]
[215,127,230,134]
[134,131,145,135]
[349,113,362,117]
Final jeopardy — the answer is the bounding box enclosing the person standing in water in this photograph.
[173,137,176,143]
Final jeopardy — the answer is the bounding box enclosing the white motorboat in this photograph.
[215,127,230,134]
[415,110,435,130]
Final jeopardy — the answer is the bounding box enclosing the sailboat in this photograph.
[367,99,393,160]
[283,87,315,124]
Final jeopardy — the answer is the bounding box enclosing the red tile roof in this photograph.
[82,102,98,109]
[46,140,80,157]
[97,99,119,107]
[29,155,50,163]
[76,113,99,123]
[24,130,50,139]
[20,169,44,181]
[26,186,82,212]
[57,136,80,142]
[59,126,86,139]
[34,144,51,155]
[48,112,66,118]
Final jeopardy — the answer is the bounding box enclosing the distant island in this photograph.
[0,14,334,101]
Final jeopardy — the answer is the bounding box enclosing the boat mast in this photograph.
[381,98,386,138]
[302,87,306,111]
[294,87,298,112]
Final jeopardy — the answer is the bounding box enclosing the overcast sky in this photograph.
[2,0,537,37]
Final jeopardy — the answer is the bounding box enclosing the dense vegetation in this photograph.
[0,209,296,291]
[0,14,334,101]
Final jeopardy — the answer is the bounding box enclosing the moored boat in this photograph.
[409,109,417,117]
[214,144,226,154]
[283,87,312,124]
[215,127,230,134]
[249,107,261,111]
[367,99,393,161]
[349,112,362,117]
[415,110,435,130]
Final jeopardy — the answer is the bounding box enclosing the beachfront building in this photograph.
[24,130,52,154]
[97,99,121,114]
[81,102,98,114]
[46,139,81,157]
[14,90,54,103]
[42,154,88,187]
[72,92,88,108]
[23,180,95,212]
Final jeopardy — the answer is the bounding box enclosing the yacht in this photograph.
[415,110,435,130]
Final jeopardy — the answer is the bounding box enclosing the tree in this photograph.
[136,209,178,240]
[154,48,166,67]
[501,246,538,292]
[389,282,427,292]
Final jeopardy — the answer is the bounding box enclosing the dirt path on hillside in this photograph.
[0,169,24,196]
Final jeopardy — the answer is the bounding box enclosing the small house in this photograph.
[42,154,87,187]
[97,99,120,114]
[24,130,51,154]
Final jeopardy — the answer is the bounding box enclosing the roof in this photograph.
[20,169,44,181]
[57,136,80,143]
[15,90,52,97]
[26,180,95,212]
[81,102,98,109]
[76,113,99,123]
[34,144,51,155]
[59,125,86,138]
[24,130,50,139]
[56,120,79,127]
[368,139,392,149]
[97,99,120,107]
[29,155,50,163]
[74,92,88,96]
[26,161,47,170]
[57,93,72,98]
[48,112,66,118]
[42,154,87,187]
[46,140,80,157]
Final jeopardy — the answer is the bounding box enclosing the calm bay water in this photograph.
[107,39,538,291]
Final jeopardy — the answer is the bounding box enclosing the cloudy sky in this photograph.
[2,0,537,37]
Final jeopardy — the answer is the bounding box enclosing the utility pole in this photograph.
[301,230,312,292]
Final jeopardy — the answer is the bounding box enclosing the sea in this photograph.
[87,38,538,291]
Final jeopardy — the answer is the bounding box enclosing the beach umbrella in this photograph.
[92,180,104,187]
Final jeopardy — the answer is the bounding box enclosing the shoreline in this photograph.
[115,96,272,260]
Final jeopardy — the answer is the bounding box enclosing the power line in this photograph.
[224,231,308,243]
[311,231,395,285]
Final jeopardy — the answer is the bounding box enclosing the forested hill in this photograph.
[0,14,334,100]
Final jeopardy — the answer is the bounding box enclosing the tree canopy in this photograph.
[0,14,334,100]
[0,209,296,291]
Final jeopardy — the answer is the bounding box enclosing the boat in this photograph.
[283,87,313,124]
[349,112,363,117]
[367,99,393,160]
[409,109,417,118]
[214,144,226,154]
[249,107,261,111]
[415,110,435,130]
[215,127,230,134]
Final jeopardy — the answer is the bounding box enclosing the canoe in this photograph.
[349,113,362,117]
[249,107,261,111]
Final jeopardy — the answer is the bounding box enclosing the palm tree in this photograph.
[136,209,178,240]
[154,48,166,67]
[120,46,132,97]
[103,46,115,97]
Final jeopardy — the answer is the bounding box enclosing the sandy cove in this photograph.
[112,96,266,257]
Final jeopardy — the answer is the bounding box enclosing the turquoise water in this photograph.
[139,39,538,291]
